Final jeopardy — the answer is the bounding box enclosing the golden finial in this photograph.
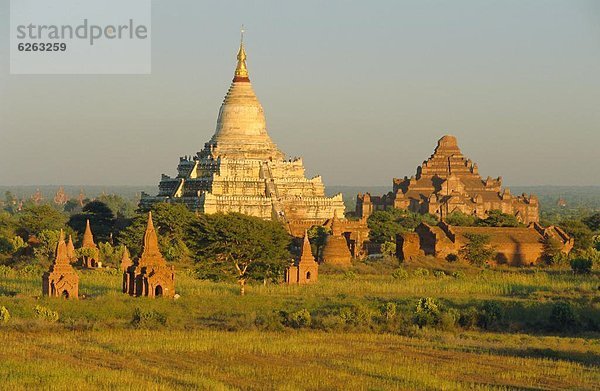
[234,25,249,80]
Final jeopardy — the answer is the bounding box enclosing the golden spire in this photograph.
[234,25,249,80]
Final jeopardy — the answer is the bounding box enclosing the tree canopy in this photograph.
[459,233,496,266]
[186,213,291,294]
[475,210,521,228]
[17,205,68,237]
[68,201,115,243]
[367,209,438,243]
[444,211,477,226]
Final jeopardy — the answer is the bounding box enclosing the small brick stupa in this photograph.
[321,213,352,266]
[286,231,319,284]
[123,212,175,298]
[80,219,100,268]
[42,230,79,299]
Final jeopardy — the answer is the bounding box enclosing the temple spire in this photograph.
[82,219,96,248]
[141,211,162,260]
[234,25,249,81]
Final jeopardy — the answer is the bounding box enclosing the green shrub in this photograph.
[458,307,478,329]
[391,268,409,280]
[413,268,430,277]
[343,270,357,280]
[439,309,459,331]
[0,306,10,324]
[131,308,167,329]
[413,297,440,328]
[549,302,577,331]
[478,301,502,330]
[451,271,466,279]
[570,258,592,274]
[381,302,397,321]
[380,241,396,257]
[282,309,312,329]
[18,264,45,277]
[339,305,373,327]
[34,305,59,322]
[433,270,446,278]
[254,312,284,331]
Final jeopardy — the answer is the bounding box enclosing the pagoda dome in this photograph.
[203,34,284,161]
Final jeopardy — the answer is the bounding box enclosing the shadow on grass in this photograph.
[0,286,18,296]
[489,346,600,367]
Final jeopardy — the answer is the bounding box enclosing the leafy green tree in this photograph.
[307,225,330,260]
[380,241,396,257]
[118,203,195,261]
[570,258,593,274]
[186,213,291,295]
[542,237,567,266]
[33,229,62,259]
[559,220,594,251]
[583,212,600,232]
[17,205,67,237]
[3,191,17,214]
[459,233,496,266]
[368,209,437,244]
[69,201,115,243]
[444,211,477,226]
[97,194,137,219]
[476,210,521,227]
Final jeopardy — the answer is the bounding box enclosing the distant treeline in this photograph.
[1,184,599,216]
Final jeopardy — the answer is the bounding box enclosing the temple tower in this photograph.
[123,212,175,298]
[42,230,79,299]
[286,231,319,284]
[80,219,100,268]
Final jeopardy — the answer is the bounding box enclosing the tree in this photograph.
[444,211,477,226]
[69,201,116,243]
[96,194,137,219]
[186,213,291,295]
[542,236,567,266]
[17,205,67,237]
[368,209,438,244]
[583,212,600,232]
[559,220,594,251]
[118,203,195,261]
[307,225,330,260]
[570,258,593,274]
[459,233,496,266]
[3,191,17,214]
[476,210,521,227]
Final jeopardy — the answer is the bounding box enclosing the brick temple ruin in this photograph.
[42,230,79,299]
[123,212,175,298]
[286,232,319,284]
[357,135,539,224]
[397,221,573,266]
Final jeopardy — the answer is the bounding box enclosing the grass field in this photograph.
[0,260,599,390]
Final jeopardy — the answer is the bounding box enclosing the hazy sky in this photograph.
[1,0,599,188]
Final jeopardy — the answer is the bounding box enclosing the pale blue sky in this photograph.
[0,0,599,187]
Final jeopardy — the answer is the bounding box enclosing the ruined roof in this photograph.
[449,225,544,244]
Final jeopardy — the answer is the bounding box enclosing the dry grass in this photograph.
[0,329,598,390]
[0,265,598,389]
